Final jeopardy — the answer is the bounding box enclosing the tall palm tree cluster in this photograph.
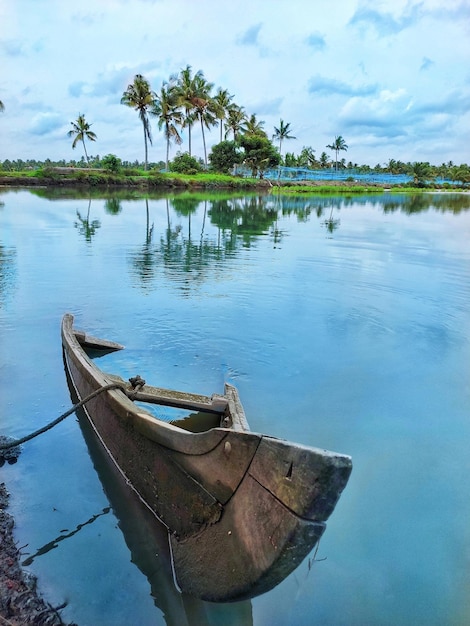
[120,66,271,170]
[61,68,347,174]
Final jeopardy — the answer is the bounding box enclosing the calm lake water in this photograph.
[1,188,469,626]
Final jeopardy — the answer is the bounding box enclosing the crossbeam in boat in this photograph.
[105,374,228,414]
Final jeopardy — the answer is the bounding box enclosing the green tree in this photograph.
[299,146,317,168]
[272,119,296,161]
[101,154,121,173]
[450,164,470,186]
[386,158,398,174]
[319,151,330,168]
[175,65,201,157]
[151,80,183,171]
[284,152,298,167]
[410,162,433,186]
[239,134,280,177]
[67,114,97,165]
[242,113,266,137]
[208,141,242,174]
[326,135,348,171]
[225,104,246,141]
[191,72,218,166]
[169,152,203,174]
[213,88,234,143]
[121,74,156,170]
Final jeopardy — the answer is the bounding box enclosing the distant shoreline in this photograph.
[0,170,466,193]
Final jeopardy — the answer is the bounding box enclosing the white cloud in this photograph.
[0,0,469,165]
[29,112,63,136]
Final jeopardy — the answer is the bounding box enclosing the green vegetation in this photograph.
[101,154,122,173]
[169,152,203,174]
[278,185,384,195]
[0,159,468,193]
[67,114,97,165]
[121,74,156,169]
[238,134,281,178]
[208,141,242,174]
[326,135,348,171]
[151,80,183,171]
[1,63,469,186]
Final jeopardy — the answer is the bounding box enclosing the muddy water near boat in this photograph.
[1,189,470,625]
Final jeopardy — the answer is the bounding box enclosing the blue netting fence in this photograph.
[235,166,452,186]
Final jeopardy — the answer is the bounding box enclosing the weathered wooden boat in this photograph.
[61,313,352,602]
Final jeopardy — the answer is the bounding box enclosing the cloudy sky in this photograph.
[1,0,469,167]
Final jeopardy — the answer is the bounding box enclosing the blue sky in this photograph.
[1,0,469,166]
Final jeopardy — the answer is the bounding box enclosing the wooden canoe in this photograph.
[61,313,352,602]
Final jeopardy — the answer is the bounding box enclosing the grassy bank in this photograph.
[0,167,268,190]
[0,167,466,193]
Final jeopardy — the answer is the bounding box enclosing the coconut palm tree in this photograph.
[299,146,317,168]
[326,135,348,171]
[225,104,246,141]
[67,114,97,165]
[175,65,203,157]
[410,161,433,186]
[319,151,330,168]
[190,73,219,166]
[272,119,296,161]
[151,81,183,171]
[121,74,156,170]
[241,113,266,137]
[213,88,234,143]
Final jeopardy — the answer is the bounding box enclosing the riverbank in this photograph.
[0,483,75,626]
[0,168,464,193]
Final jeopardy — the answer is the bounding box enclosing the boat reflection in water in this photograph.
[74,394,254,626]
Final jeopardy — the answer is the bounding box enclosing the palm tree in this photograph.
[319,151,330,168]
[213,88,234,143]
[241,113,266,137]
[191,73,218,166]
[410,161,433,186]
[326,135,348,171]
[386,158,398,174]
[67,114,97,165]
[272,119,296,162]
[299,146,317,168]
[151,80,183,171]
[225,104,246,141]
[175,65,202,157]
[121,74,156,170]
[272,119,295,179]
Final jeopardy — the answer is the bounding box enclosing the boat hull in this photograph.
[62,313,352,601]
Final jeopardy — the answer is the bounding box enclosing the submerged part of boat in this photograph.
[61,313,352,602]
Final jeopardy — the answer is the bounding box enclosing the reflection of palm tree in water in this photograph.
[75,198,101,242]
[323,205,341,235]
[129,198,156,288]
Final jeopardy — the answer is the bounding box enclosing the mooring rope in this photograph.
[0,382,128,451]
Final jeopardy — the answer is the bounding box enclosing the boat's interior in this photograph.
[135,402,222,433]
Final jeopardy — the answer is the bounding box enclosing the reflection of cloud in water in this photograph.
[0,244,16,307]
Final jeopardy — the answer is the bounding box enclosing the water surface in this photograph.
[1,188,469,625]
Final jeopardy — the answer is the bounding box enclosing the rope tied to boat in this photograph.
[127,374,146,399]
[0,381,129,459]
